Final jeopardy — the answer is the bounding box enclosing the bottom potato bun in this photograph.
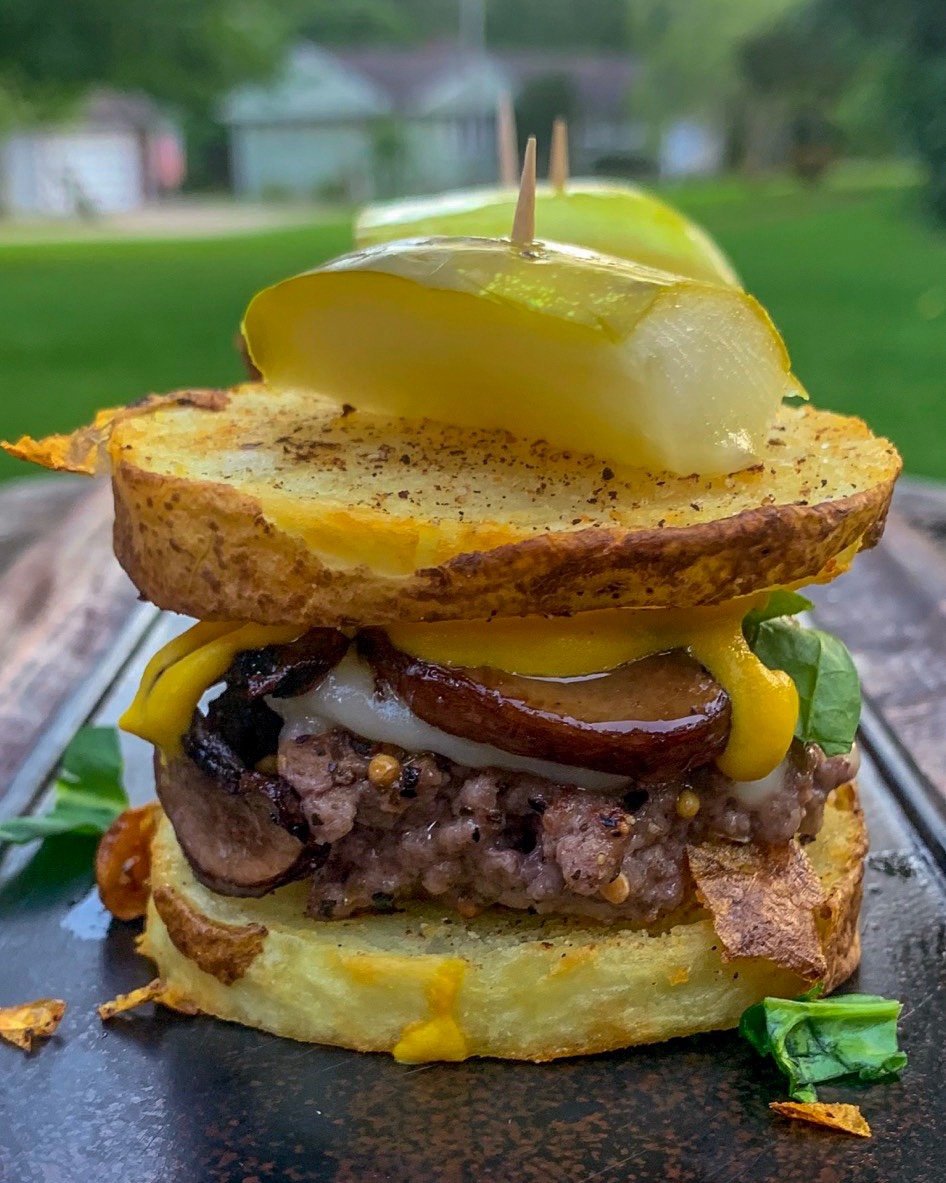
[139,783,865,1063]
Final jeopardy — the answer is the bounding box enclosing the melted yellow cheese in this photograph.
[796,538,860,587]
[121,597,800,782]
[120,621,302,755]
[387,598,799,783]
[392,958,468,1063]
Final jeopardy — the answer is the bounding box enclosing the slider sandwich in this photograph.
[4,148,900,1062]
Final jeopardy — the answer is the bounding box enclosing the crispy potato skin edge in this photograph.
[112,462,896,626]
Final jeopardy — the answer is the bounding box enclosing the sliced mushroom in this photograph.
[360,630,730,779]
[226,627,349,700]
[156,756,319,897]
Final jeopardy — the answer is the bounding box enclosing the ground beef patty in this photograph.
[277,728,858,925]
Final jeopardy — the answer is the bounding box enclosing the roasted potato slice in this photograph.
[139,783,866,1062]
[3,385,899,625]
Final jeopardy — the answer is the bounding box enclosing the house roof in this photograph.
[224,41,634,125]
[341,43,634,117]
[337,45,478,110]
[223,43,390,125]
[79,89,169,132]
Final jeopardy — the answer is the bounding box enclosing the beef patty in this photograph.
[279,729,856,925]
[161,631,857,923]
[166,718,855,925]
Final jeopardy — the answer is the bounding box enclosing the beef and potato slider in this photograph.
[4,195,899,1061]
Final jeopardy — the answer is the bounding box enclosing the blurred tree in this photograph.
[627,0,804,156]
[0,0,292,116]
[834,0,946,219]
[739,4,857,180]
[298,0,630,50]
[295,0,413,45]
[486,0,628,48]
[739,4,901,180]
[514,73,578,171]
[740,5,856,108]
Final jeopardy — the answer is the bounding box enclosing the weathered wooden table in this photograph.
[2,474,946,1183]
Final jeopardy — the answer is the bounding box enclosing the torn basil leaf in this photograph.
[750,619,861,756]
[742,589,813,645]
[0,726,127,844]
[740,991,907,1101]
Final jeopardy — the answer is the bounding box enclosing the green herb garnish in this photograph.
[744,591,861,757]
[743,589,814,637]
[0,726,127,844]
[739,990,908,1101]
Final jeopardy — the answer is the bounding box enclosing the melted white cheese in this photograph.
[268,650,630,792]
[730,762,788,807]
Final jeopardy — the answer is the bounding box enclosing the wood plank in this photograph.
[809,509,946,798]
[894,475,946,543]
[0,480,148,801]
[0,474,86,573]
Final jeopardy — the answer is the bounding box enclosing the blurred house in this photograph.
[0,91,185,218]
[222,42,637,201]
[659,120,726,179]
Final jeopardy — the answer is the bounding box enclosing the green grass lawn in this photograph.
[0,217,352,481]
[1,177,945,482]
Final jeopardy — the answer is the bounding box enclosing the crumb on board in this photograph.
[770,1100,871,1138]
[97,979,198,1021]
[0,998,66,1052]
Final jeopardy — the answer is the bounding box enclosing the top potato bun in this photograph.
[5,384,899,626]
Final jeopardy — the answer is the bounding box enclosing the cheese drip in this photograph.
[386,600,799,783]
[120,621,301,756]
[392,958,468,1063]
[270,650,630,791]
[119,599,798,782]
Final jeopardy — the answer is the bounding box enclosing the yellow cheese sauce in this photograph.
[120,595,800,782]
[388,598,798,782]
[120,621,301,756]
[392,958,468,1063]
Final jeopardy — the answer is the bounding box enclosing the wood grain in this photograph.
[0,479,144,798]
[0,474,86,571]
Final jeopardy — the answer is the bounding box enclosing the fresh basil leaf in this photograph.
[0,726,127,845]
[59,725,125,803]
[739,992,907,1101]
[743,589,813,646]
[0,807,117,843]
[750,619,860,755]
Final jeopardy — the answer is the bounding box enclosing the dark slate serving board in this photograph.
[2,493,946,1183]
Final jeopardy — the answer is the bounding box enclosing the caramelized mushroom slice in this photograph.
[360,630,730,779]
[156,756,317,897]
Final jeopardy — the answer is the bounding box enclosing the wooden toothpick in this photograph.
[511,136,537,245]
[549,117,569,192]
[496,91,519,187]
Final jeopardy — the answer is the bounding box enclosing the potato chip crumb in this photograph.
[770,1100,871,1137]
[666,966,690,986]
[97,979,198,1021]
[687,838,827,979]
[96,803,160,921]
[0,999,66,1052]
